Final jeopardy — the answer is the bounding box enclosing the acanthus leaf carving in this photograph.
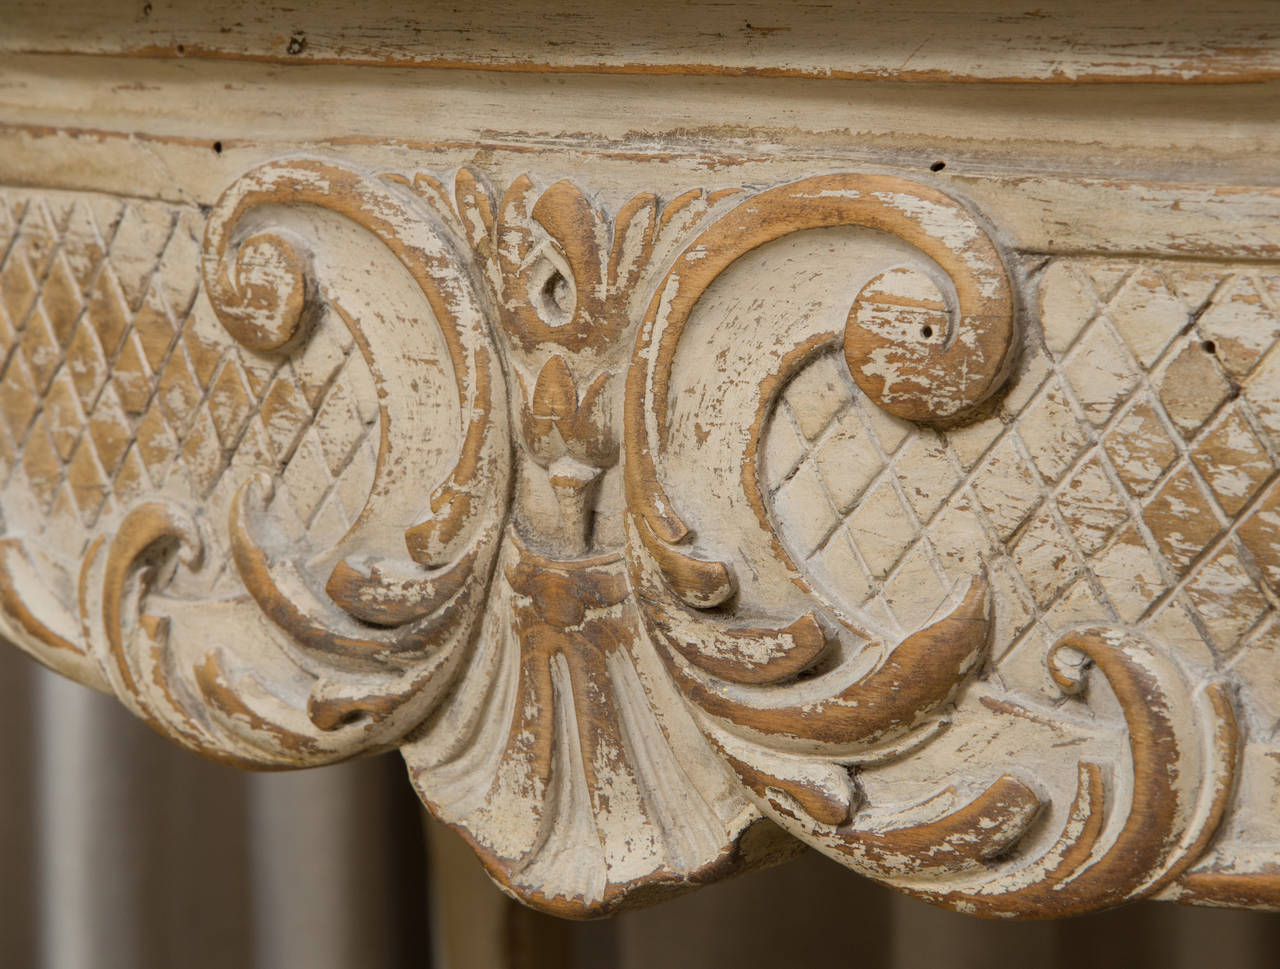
[203,158,512,751]
[0,158,1271,918]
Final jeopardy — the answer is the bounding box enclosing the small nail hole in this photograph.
[142,2,152,15]
[212,141,223,154]
[930,161,946,172]
[176,43,185,54]
[1202,340,1217,355]
[921,325,934,338]
[542,271,572,316]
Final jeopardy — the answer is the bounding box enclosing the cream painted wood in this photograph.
[1,0,1279,921]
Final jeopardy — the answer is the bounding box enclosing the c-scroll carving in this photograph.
[0,162,1269,919]
[202,158,511,751]
[619,172,1242,917]
[744,628,1239,917]
[622,174,1017,770]
[0,157,514,768]
[625,174,1016,607]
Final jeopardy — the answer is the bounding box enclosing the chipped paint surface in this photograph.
[1,94,1278,919]
[6,1,1280,85]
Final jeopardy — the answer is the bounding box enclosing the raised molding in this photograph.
[6,1,1280,84]
[2,153,1279,918]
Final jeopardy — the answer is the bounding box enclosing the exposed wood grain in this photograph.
[4,0,1280,84]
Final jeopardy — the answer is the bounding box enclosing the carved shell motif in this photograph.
[0,157,1267,917]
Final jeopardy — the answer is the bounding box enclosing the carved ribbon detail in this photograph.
[0,159,1259,918]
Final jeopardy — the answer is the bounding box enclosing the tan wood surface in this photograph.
[6,0,1280,84]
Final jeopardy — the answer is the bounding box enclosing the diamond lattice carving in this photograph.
[765,259,1280,663]
[0,191,378,587]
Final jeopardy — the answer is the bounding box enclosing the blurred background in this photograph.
[4,643,1280,969]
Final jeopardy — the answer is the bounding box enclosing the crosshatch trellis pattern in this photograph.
[763,257,1280,716]
[0,190,379,591]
